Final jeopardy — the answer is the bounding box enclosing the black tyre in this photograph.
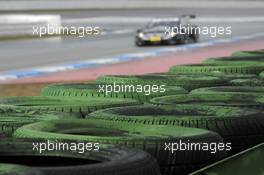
[0,163,44,175]
[169,64,264,75]
[0,139,160,175]
[0,96,140,118]
[179,35,194,44]
[88,105,264,154]
[41,82,187,101]
[135,38,145,46]
[15,119,225,175]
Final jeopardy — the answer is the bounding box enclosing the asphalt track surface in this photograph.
[0,8,264,73]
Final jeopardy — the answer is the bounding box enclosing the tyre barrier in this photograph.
[191,86,264,96]
[260,71,264,79]
[2,48,264,175]
[191,143,264,175]
[147,73,232,90]
[202,55,264,66]
[176,72,258,80]
[0,96,140,118]
[0,117,42,137]
[256,95,264,105]
[0,163,44,175]
[95,75,172,85]
[229,78,264,86]
[0,106,61,136]
[169,64,264,75]
[0,139,160,175]
[88,105,264,154]
[150,93,263,109]
[191,86,264,109]
[231,49,264,57]
[95,74,227,91]
[41,83,188,102]
[14,119,225,175]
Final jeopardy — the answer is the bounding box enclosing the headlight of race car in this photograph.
[138,32,145,38]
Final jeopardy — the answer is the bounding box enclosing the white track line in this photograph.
[1,32,264,81]
[63,16,264,24]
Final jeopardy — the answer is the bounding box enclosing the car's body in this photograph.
[135,15,199,46]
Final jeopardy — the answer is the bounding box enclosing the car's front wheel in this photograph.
[180,35,197,44]
[135,38,145,46]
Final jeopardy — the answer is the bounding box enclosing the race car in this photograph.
[135,15,199,46]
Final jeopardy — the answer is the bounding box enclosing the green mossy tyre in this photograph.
[232,50,264,57]
[169,64,264,75]
[41,83,187,101]
[202,55,264,66]
[0,139,160,175]
[256,96,264,105]
[0,163,44,175]
[191,86,264,96]
[88,105,264,154]
[190,143,264,175]
[0,117,41,137]
[190,86,264,109]
[229,78,264,86]
[144,73,229,90]
[260,71,264,79]
[0,106,61,136]
[95,74,227,91]
[150,93,262,109]
[95,75,171,85]
[0,96,140,118]
[15,119,225,175]
[151,72,257,79]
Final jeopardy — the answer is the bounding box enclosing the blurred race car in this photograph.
[135,15,199,46]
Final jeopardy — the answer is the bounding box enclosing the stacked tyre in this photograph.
[14,119,225,175]
[1,49,264,175]
[0,139,160,175]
